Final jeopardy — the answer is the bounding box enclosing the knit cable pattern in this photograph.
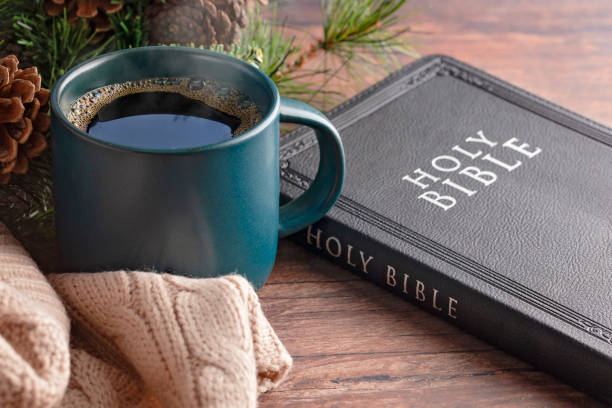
[0,223,291,407]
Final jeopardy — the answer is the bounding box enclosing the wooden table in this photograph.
[259,1,612,406]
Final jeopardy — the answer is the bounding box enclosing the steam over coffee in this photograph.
[68,77,262,149]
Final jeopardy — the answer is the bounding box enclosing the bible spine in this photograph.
[287,214,612,405]
[297,222,460,321]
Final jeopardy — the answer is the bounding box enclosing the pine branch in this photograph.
[108,0,147,50]
[241,4,298,78]
[241,4,341,105]
[208,43,265,67]
[0,0,43,58]
[0,0,42,34]
[282,0,418,83]
[13,9,115,88]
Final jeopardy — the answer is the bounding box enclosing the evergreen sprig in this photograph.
[241,5,297,78]
[322,0,417,59]
[13,10,114,88]
[241,5,341,107]
[0,0,41,40]
[208,43,264,68]
[108,0,147,50]
[269,0,418,107]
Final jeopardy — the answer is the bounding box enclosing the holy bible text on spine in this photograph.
[280,55,612,404]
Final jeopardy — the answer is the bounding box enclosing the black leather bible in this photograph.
[279,55,612,404]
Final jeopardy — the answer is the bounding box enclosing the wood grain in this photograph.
[259,1,611,406]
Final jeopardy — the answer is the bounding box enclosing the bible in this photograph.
[279,55,612,404]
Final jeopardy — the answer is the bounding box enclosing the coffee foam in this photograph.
[68,77,262,135]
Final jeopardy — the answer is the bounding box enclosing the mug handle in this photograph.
[278,97,345,238]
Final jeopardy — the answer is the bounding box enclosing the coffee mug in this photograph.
[51,46,344,288]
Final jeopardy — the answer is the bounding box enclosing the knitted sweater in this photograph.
[0,223,292,407]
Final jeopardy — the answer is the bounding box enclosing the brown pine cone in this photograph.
[145,0,249,48]
[44,0,124,42]
[0,55,50,184]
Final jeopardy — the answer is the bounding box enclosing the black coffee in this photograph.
[87,91,241,148]
[69,77,261,149]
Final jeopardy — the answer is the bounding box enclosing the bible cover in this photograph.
[279,55,612,403]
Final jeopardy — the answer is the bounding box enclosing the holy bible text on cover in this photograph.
[279,55,612,403]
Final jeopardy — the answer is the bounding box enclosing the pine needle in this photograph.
[109,0,147,49]
[13,10,114,88]
[241,4,298,78]
[321,0,419,75]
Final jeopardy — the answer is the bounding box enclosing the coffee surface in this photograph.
[68,77,262,149]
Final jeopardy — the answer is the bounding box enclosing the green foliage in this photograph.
[241,5,341,107]
[312,0,419,101]
[240,5,297,78]
[321,0,418,65]
[109,0,147,50]
[13,10,114,88]
[208,43,264,68]
[164,42,265,70]
[0,0,41,42]
[240,0,418,107]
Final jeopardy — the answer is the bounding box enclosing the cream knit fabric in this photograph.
[0,224,70,407]
[0,223,292,407]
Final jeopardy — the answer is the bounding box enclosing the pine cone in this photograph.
[44,0,124,42]
[0,55,49,184]
[145,0,249,48]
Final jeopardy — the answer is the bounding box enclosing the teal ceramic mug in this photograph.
[51,46,344,288]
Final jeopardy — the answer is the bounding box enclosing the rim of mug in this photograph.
[50,46,280,154]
